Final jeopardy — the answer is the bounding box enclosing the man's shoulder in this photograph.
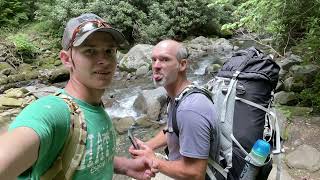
[21,94,69,115]
[179,92,213,109]
[32,94,67,104]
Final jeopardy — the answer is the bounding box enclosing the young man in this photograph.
[0,13,157,180]
[129,40,219,180]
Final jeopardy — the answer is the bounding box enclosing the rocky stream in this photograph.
[0,36,319,179]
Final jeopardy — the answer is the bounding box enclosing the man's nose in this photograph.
[152,59,162,69]
[97,53,114,64]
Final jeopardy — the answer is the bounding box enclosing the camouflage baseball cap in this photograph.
[62,13,127,50]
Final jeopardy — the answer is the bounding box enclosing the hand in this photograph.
[129,138,156,160]
[126,156,159,180]
[128,137,142,158]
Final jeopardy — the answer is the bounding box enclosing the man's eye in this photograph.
[85,49,96,55]
[106,48,116,55]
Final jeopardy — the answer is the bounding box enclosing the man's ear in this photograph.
[179,58,187,72]
[60,50,72,68]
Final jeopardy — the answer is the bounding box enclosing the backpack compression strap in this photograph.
[40,93,87,180]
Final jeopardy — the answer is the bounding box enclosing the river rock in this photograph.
[4,88,28,98]
[133,87,167,121]
[286,144,320,172]
[277,54,302,71]
[135,114,153,128]
[135,65,149,77]
[283,77,304,93]
[113,116,135,134]
[119,44,153,73]
[0,96,24,107]
[25,86,61,98]
[289,65,319,87]
[0,62,13,73]
[205,63,221,75]
[0,75,8,85]
[38,67,69,83]
[274,91,298,106]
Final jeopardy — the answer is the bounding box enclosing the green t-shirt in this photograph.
[9,91,117,180]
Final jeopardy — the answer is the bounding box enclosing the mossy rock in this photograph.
[278,106,313,117]
[0,75,8,85]
[6,74,25,83]
[0,62,12,71]
[23,71,38,80]
[18,63,33,72]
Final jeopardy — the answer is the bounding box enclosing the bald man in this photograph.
[130,40,219,180]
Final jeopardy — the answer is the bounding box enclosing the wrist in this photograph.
[114,157,129,175]
[145,141,155,150]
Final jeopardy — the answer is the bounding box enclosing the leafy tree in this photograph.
[34,0,223,44]
[221,0,320,59]
[0,0,36,27]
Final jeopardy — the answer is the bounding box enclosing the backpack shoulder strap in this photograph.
[171,86,213,137]
[40,93,87,180]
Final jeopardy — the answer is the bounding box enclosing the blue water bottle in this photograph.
[239,139,270,180]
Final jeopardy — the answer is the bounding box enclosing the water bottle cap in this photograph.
[252,139,270,158]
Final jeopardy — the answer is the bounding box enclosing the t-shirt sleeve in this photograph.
[8,96,70,164]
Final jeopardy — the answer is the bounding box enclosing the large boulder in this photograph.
[274,91,298,106]
[186,37,234,61]
[133,87,167,121]
[277,53,303,71]
[38,67,69,83]
[119,44,153,75]
[286,144,320,172]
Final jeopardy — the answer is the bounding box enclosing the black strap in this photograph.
[171,87,213,137]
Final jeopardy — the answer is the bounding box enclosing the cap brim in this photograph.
[73,27,128,48]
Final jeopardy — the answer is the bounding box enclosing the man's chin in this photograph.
[153,79,165,87]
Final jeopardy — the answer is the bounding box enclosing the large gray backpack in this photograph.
[170,47,282,180]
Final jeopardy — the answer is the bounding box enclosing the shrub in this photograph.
[299,73,320,113]
[7,33,39,61]
[0,0,36,27]
[35,0,224,44]
[221,0,320,55]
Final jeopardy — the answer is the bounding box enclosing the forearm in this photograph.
[0,128,39,179]
[145,129,167,150]
[156,158,207,180]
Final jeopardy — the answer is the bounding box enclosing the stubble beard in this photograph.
[153,78,165,87]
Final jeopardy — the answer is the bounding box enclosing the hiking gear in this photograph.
[170,47,281,180]
[239,139,271,180]
[62,13,126,50]
[40,93,87,180]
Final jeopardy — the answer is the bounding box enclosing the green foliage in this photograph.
[7,33,39,60]
[299,73,320,113]
[0,0,36,27]
[293,17,320,63]
[221,0,320,55]
[34,0,223,44]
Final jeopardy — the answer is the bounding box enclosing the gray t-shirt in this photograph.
[166,93,218,161]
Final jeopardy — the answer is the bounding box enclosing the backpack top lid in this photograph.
[217,47,280,89]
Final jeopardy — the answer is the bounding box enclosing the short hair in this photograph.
[176,45,188,61]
